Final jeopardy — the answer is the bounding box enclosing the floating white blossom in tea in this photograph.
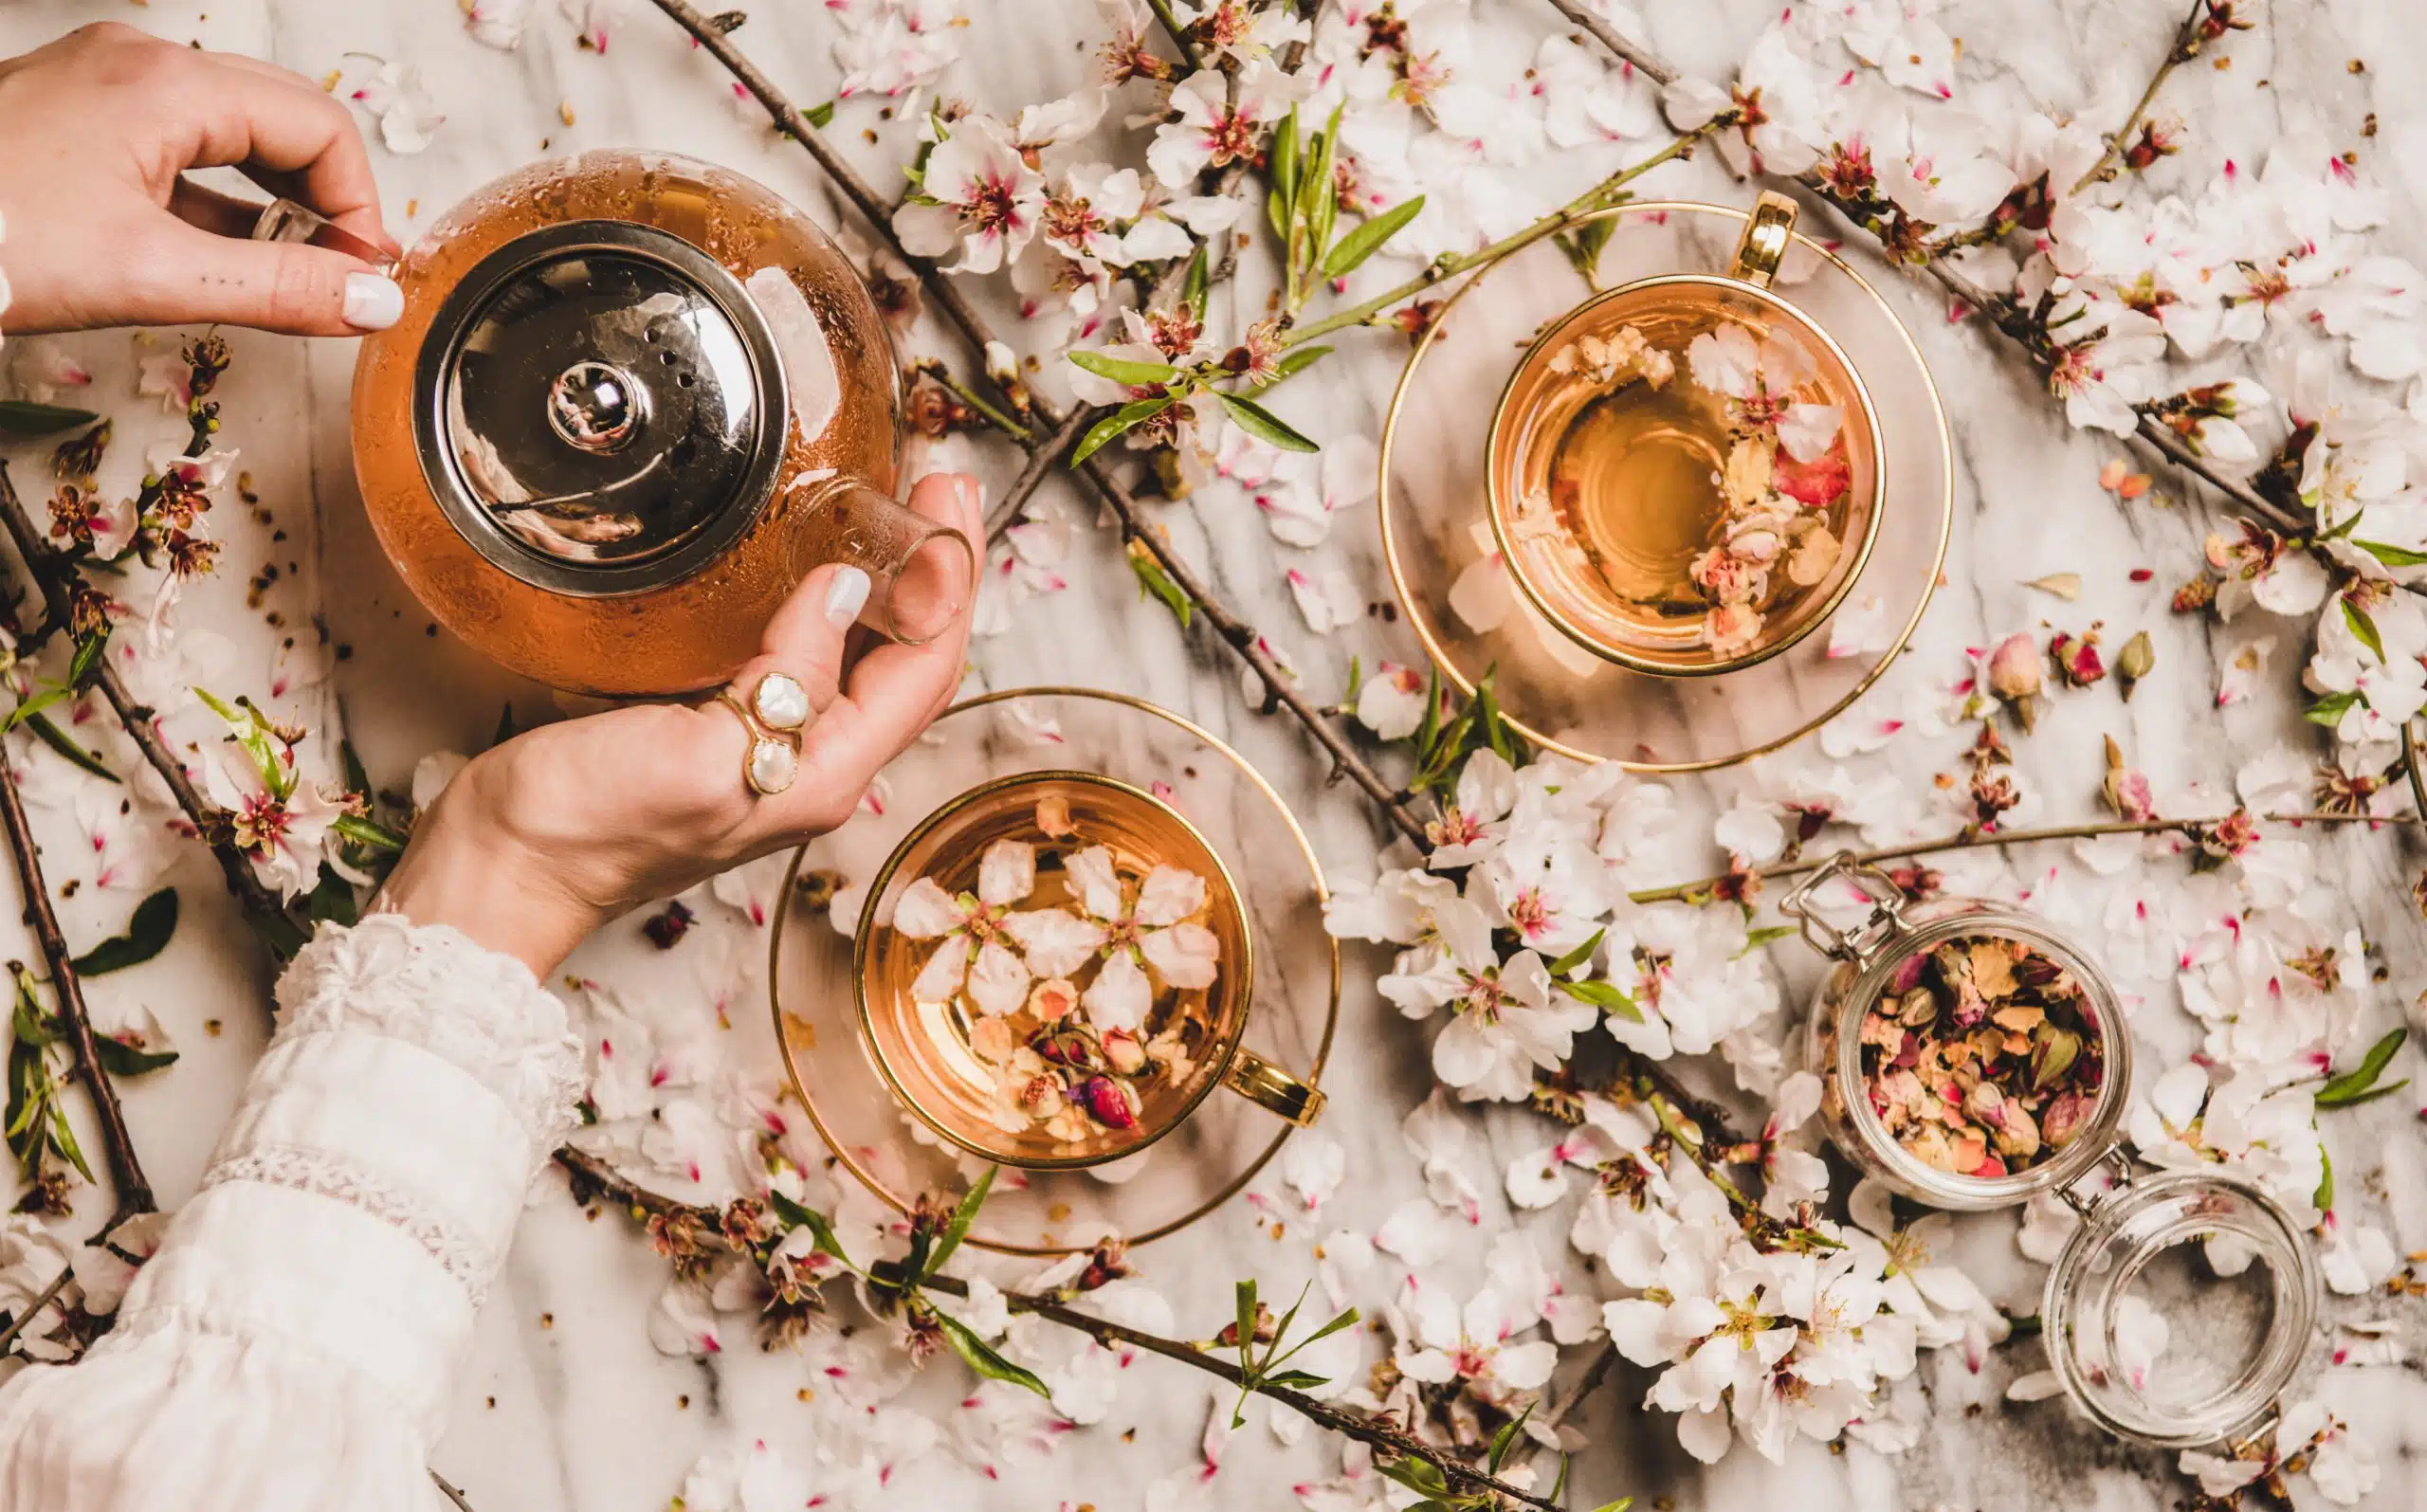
[859,774,1250,1166]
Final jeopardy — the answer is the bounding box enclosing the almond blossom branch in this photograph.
[646,0,1432,847]
[2071,0,2219,195]
[1275,118,1730,349]
[1622,811,2417,907]
[1535,1049,1835,1254]
[551,1148,1560,1512]
[0,746,154,1225]
[1547,9,2310,537]
[0,464,288,931]
[1540,0,1676,85]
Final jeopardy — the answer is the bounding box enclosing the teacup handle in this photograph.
[1726,191,1799,290]
[1222,1050,1325,1126]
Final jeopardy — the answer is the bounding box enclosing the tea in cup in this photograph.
[854,772,1323,1169]
[1487,191,1885,675]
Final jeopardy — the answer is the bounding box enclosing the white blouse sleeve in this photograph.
[0,915,583,1512]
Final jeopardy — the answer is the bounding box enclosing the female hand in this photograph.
[0,22,402,337]
[375,474,984,975]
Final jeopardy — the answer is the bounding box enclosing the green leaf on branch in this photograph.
[1267,108,1300,241]
[2313,1145,2334,1212]
[1127,539,1194,628]
[5,686,71,735]
[770,1191,855,1268]
[1735,924,1797,959]
[1214,392,1319,453]
[1230,1278,1359,1428]
[71,888,178,976]
[305,865,360,928]
[1300,103,1343,267]
[46,1102,92,1182]
[1487,1403,1535,1472]
[94,1035,179,1077]
[2305,690,2362,726]
[934,1308,1051,1397]
[195,688,291,798]
[1555,217,1621,286]
[1319,195,1425,281]
[0,402,100,435]
[2341,596,2386,663]
[922,1164,995,1283]
[1067,349,1181,386]
[1253,344,1333,393]
[1182,244,1211,322]
[2353,538,2427,568]
[2316,1027,2409,1110]
[1071,394,1176,466]
[26,712,118,783]
[1555,975,1642,1022]
[1548,927,1606,977]
[803,100,836,129]
[1375,1455,1451,1499]
[331,814,407,851]
[66,632,105,691]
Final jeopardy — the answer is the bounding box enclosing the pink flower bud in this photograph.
[2041,1088,2096,1148]
[1101,1029,1147,1075]
[1984,633,2043,702]
[1075,1076,1141,1131]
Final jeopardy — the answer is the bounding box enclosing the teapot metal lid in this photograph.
[411,219,789,596]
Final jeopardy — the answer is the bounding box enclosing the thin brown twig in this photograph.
[0,749,154,1224]
[2071,0,2214,195]
[647,0,1432,847]
[552,1148,1559,1512]
[1542,0,1675,83]
[429,1470,476,1511]
[1624,811,2416,906]
[1143,0,1208,70]
[0,464,287,926]
[0,1262,73,1355]
[1542,1339,1619,1430]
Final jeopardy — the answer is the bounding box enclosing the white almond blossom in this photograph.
[894,115,1047,275]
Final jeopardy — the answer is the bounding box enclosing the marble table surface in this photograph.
[0,2,2421,1510]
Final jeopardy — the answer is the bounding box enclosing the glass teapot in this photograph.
[348,150,970,696]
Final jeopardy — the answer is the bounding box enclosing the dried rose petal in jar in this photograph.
[1857,934,2106,1180]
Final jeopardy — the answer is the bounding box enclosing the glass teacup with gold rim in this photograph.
[1486,191,1888,676]
[853,771,1323,1171]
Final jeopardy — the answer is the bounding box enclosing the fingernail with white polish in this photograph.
[824,565,871,629]
[342,272,404,332]
[959,474,986,516]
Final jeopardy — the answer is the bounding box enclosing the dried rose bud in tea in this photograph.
[1859,934,2104,1179]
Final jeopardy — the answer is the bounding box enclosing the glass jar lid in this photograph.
[2040,1165,2318,1448]
[411,219,790,597]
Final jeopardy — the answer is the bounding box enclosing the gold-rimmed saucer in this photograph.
[767,687,1339,1256]
[1378,201,1954,771]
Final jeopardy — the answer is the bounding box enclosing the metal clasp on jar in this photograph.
[2054,1145,2136,1217]
[1779,851,1910,966]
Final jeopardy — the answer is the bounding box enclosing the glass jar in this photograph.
[352,150,969,696]
[1781,853,2320,1450]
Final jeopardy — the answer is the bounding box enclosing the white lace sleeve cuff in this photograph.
[0,916,582,1512]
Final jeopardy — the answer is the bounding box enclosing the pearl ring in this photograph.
[714,672,812,796]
